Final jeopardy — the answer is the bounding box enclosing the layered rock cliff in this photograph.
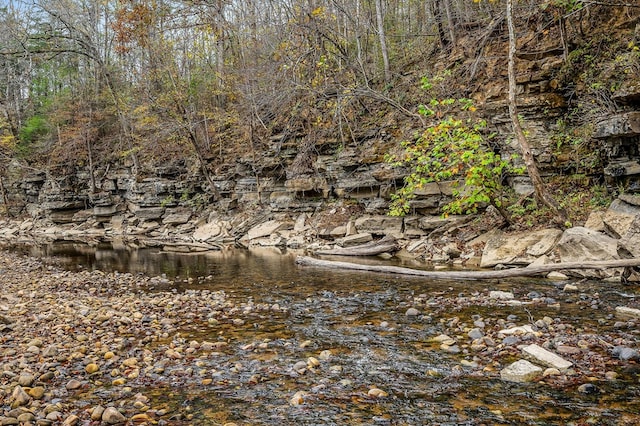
[2,5,639,252]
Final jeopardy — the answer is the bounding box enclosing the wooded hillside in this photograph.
[1,1,639,224]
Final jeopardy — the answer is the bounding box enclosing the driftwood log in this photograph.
[296,256,640,281]
[314,235,398,256]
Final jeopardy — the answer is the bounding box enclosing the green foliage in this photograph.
[160,195,175,207]
[387,91,524,217]
[17,115,49,154]
[551,119,599,174]
[541,0,584,13]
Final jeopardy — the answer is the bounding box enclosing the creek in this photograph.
[8,240,640,425]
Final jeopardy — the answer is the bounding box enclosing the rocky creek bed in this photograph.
[1,247,640,425]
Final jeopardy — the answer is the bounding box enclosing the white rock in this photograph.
[522,344,572,371]
[500,360,542,383]
[498,325,536,336]
[615,306,640,319]
[489,291,514,300]
[548,271,569,280]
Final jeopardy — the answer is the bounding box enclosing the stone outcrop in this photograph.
[1,15,639,272]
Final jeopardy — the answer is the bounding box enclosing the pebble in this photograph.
[65,380,82,390]
[612,346,639,361]
[318,350,332,360]
[17,374,35,387]
[17,413,35,423]
[62,414,79,425]
[91,406,105,421]
[577,383,599,394]
[10,386,31,408]
[85,363,100,374]
[468,328,484,340]
[368,387,388,398]
[405,308,420,316]
[293,361,307,373]
[102,407,126,424]
[489,291,514,300]
[543,368,561,377]
[28,386,45,399]
[289,391,307,406]
[605,371,618,380]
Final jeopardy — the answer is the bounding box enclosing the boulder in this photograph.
[584,211,605,232]
[619,215,640,258]
[600,199,640,238]
[603,209,636,238]
[93,205,119,217]
[480,228,562,268]
[417,215,464,231]
[556,227,622,277]
[49,209,81,224]
[284,177,328,193]
[612,79,640,104]
[293,213,308,232]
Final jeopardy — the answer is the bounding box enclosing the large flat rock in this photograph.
[193,222,222,242]
[354,215,403,234]
[246,220,291,240]
[556,227,622,278]
[615,306,640,319]
[480,229,562,268]
[522,344,572,371]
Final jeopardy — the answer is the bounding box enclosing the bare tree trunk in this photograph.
[0,174,10,217]
[506,0,567,226]
[431,0,448,48]
[85,131,96,194]
[444,0,456,46]
[374,0,391,83]
[296,256,640,281]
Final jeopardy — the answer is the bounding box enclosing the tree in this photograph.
[0,115,16,216]
[387,83,523,223]
[506,0,568,226]
[374,0,390,83]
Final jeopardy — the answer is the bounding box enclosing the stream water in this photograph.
[8,240,640,425]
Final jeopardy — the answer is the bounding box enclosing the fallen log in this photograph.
[295,256,640,281]
[314,235,398,256]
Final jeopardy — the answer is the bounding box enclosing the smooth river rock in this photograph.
[500,360,543,383]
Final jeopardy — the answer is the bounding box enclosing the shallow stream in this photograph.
[8,240,640,425]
